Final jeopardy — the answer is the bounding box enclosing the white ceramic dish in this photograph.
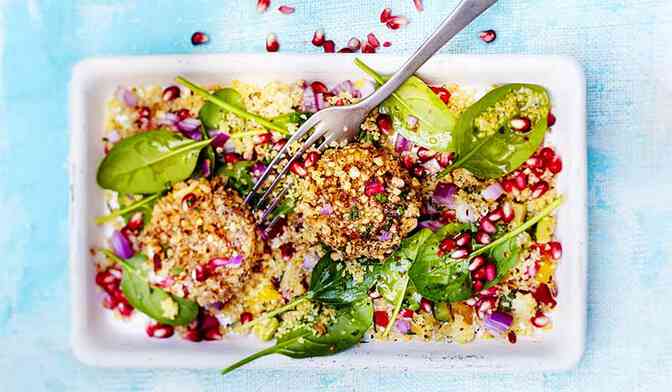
[69,53,587,371]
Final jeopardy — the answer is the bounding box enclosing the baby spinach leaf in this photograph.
[97,129,213,194]
[483,238,520,289]
[354,59,458,152]
[199,88,244,129]
[95,193,161,225]
[222,298,373,374]
[216,161,254,195]
[100,249,199,326]
[449,84,551,178]
[308,254,380,305]
[409,223,472,303]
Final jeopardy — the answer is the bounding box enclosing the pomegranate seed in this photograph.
[530,181,549,199]
[412,165,425,177]
[539,147,556,164]
[347,37,361,51]
[455,232,471,247]
[386,16,409,30]
[367,33,380,48]
[439,238,457,254]
[194,265,209,282]
[183,329,202,342]
[533,283,557,308]
[549,241,562,260]
[280,243,295,260]
[450,249,468,259]
[146,323,175,339]
[484,263,497,281]
[278,5,295,14]
[380,7,392,23]
[508,331,517,343]
[501,179,515,193]
[501,202,515,223]
[175,108,190,121]
[181,193,197,210]
[413,0,424,12]
[257,0,270,13]
[416,147,436,162]
[95,271,118,287]
[362,44,376,54]
[365,179,385,196]
[312,29,325,47]
[439,209,456,224]
[135,117,150,130]
[201,313,220,330]
[337,48,353,53]
[480,219,497,234]
[430,86,451,104]
[290,161,308,177]
[376,114,393,134]
[548,157,563,174]
[475,231,492,244]
[399,308,414,318]
[401,154,415,169]
[240,312,254,324]
[383,41,392,47]
[253,132,273,145]
[304,151,320,167]
[117,300,134,317]
[478,300,492,315]
[162,85,181,101]
[436,152,454,168]
[152,254,162,271]
[191,31,209,46]
[323,40,336,53]
[488,207,503,222]
[510,117,532,133]
[273,139,287,151]
[547,112,556,127]
[531,312,550,328]
[204,328,223,341]
[472,267,486,280]
[266,33,279,52]
[526,156,544,170]
[374,310,389,327]
[223,152,240,164]
[479,29,496,43]
[420,298,433,313]
[137,106,151,118]
[472,280,484,291]
[468,256,486,271]
[309,81,328,94]
[102,295,119,309]
[126,214,144,232]
[514,172,528,190]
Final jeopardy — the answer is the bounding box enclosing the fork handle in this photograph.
[361,0,498,109]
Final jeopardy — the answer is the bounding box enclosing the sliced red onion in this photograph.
[156,112,179,127]
[111,230,134,259]
[455,202,478,223]
[357,80,376,98]
[209,131,230,148]
[395,319,411,334]
[395,134,412,153]
[481,183,504,201]
[483,311,513,334]
[250,161,267,178]
[302,253,319,271]
[422,158,442,175]
[422,200,438,216]
[177,118,201,132]
[303,87,317,112]
[378,230,391,241]
[209,255,243,269]
[418,220,443,232]
[315,92,328,111]
[432,182,457,207]
[115,86,138,108]
[320,203,334,216]
[406,115,419,128]
[330,80,355,96]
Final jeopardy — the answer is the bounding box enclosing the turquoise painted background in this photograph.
[1,0,671,390]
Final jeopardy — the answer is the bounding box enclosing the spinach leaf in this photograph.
[377,229,432,336]
[216,161,254,195]
[308,254,380,305]
[95,193,161,225]
[449,84,551,178]
[483,238,520,289]
[100,249,199,326]
[96,129,212,194]
[271,111,307,129]
[199,88,244,129]
[409,223,472,303]
[354,59,458,152]
[222,298,373,374]
[269,198,295,220]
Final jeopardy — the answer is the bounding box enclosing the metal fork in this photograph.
[245,0,498,217]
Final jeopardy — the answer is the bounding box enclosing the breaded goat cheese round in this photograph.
[140,177,260,306]
[294,144,421,260]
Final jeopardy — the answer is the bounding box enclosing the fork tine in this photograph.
[317,132,338,151]
[253,123,331,210]
[260,186,289,223]
[244,114,322,205]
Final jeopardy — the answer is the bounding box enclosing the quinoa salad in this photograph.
[93,59,563,373]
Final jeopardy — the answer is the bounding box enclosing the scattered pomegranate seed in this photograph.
[468,255,486,271]
[526,156,544,170]
[257,0,270,13]
[487,207,503,222]
[439,238,457,254]
[278,5,295,14]
[484,263,497,281]
[531,312,550,328]
[253,132,273,145]
[416,147,436,162]
[510,117,532,132]
[472,267,486,281]
[146,323,175,339]
[401,154,415,169]
[412,165,425,177]
[126,213,144,232]
[240,312,254,324]
[475,231,492,244]
[501,179,515,193]
[280,243,295,260]
[450,249,469,259]
[549,241,562,260]
[439,209,456,224]
[548,157,563,174]
[367,33,380,48]
[304,151,320,167]
[376,114,393,134]
[479,219,497,234]
[347,37,361,51]
[137,106,151,118]
[455,232,472,247]
[191,31,209,46]
[547,112,556,127]
[162,86,181,101]
[266,33,280,52]
[539,147,556,165]
[472,280,484,291]
[312,29,325,47]
[508,330,517,344]
[380,7,392,23]
[117,300,134,317]
[289,161,307,177]
[399,308,414,318]
[194,265,209,282]
[420,298,433,313]
[181,193,197,209]
[374,310,390,327]
[430,86,451,104]
[501,202,515,223]
[383,41,392,47]
[514,172,528,190]
[310,81,329,94]
[175,108,190,121]
[530,181,549,199]
[182,328,202,342]
[102,295,119,309]
[365,179,385,196]
[338,48,354,53]
[223,152,240,164]
[323,40,336,53]
[362,44,376,54]
[533,283,557,307]
[413,0,424,12]
[436,152,454,168]
[273,138,287,151]
[479,29,496,43]
[386,15,409,30]
[135,117,150,130]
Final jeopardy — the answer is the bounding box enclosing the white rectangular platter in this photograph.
[69,53,587,371]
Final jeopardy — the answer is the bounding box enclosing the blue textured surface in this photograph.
[1,0,671,390]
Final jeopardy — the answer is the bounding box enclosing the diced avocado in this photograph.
[535,216,555,244]
[434,302,453,322]
[511,203,527,228]
[252,317,279,341]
